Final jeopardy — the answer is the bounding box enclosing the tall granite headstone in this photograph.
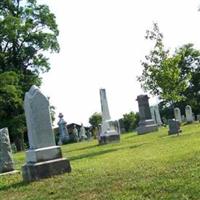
[99,89,120,144]
[22,86,71,182]
[0,128,14,173]
[57,113,70,145]
[174,107,182,123]
[150,105,162,125]
[136,95,158,134]
[185,105,193,123]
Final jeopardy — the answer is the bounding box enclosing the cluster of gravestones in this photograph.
[0,86,120,181]
[57,114,91,145]
[1,86,196,182]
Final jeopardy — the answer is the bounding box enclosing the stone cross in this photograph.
[174,107,182,123]
[0,128,14,173]
[22,85,71,182]
[185,105,193,123]
[57,113,70,145]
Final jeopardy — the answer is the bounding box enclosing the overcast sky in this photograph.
[37,0,200,126]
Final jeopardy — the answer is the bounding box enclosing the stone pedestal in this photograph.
[22,86,71,182]
[137,119,158,134]
[99,89,120,144]
[99,130,120,145]
[136,95,158,135]
[22,158,71,182]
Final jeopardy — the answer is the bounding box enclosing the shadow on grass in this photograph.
[69,148,118,161]
[0,181,28,191]
[128,143,148,149]
[67,144,98,153]
[70,142,148,161]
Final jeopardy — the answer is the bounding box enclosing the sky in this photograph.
[37,0,200,126]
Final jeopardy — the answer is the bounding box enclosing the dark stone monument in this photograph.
[136,95,158,134]
[168,119,182,135]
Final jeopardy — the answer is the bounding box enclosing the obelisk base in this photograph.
[137,119,158,135]
[99,131,120,145]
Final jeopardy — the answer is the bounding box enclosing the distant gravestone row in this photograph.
[174,105,194,124]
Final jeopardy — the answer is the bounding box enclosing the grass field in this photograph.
[1,123,200,200]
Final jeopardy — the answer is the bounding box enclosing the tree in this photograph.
[0,0,59,150]
[137,23,190,105]
[0,71,26,150]
[120,111,138,132]
[89,112,102,128]
[175,44,200,114]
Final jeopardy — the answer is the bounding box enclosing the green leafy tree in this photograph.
[175,44,200,113]
[89,112,102,128]
[89,112,102,138]
[121,111,138,132]
[137,23,190,105]
[0,0,59,150]
[0,71,26,150]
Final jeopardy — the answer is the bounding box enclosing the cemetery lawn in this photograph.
[1,124,200,200]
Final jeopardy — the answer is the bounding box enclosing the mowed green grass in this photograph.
[1,123,200,200]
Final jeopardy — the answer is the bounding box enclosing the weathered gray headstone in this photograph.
[22,86,71,182]
[0,128,14,173]
[174,107,182,123]
[150,105,162,125]
[136,95,158,134]
[99,89,120,144]
[57,113,70,145]
[72,125,79,142]
[168,119,181,135]
[185,105,193,123]
[79,123,87,141]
